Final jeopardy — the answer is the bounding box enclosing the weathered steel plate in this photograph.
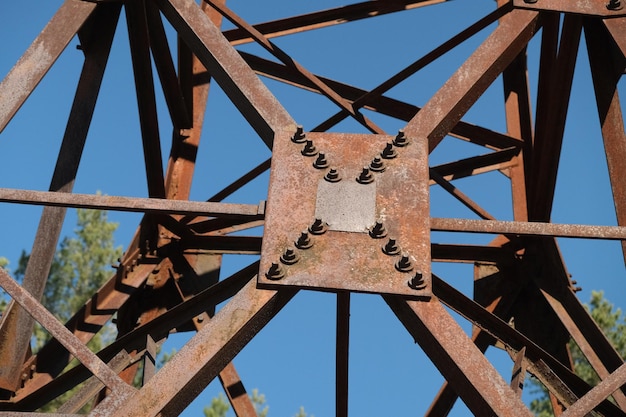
[258,130,431,297]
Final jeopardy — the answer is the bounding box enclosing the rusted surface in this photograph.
[155,0,295,146]
[560,362,626,417]
[1,0,626,415]
[259,131,431,297]
[431,217,626,240]
[0,3,120,392]
[404,8,539,153]
[385,296,534,416]
[514,0,626,17]
[0,0,97,132]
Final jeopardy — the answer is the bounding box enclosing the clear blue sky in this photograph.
[1,1,625,416]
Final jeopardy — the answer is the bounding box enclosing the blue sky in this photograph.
[1,1,625,416]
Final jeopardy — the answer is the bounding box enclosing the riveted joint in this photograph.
[407,272,426,290]
[292,125,306,143]
[280,247,300,265]
[357,167,374,184]
[295,231,313,249]
[301,140,318,157]
[395,254,413,272]
[382,238,401,255]
[369,221,387,239]
[393,130,409,147]
[324,168,341,183]
[313,153,329,169]
[369,157,386,173]
[381,143,398,159]
[266,263,285,280]
[309,218,328,235]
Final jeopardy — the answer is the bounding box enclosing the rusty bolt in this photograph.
[313,153,329,169]
[382,238,401,256]
[280,247,300,265]
[295,231,313,249]
[301,140,318,157]
[607,0,623,9]
[324,168,341,183]
[523,0,537,3]
[356,167,374,184]
[395,253,414,272]
[393,130,409,147]
[408,272,426,290]
[266,263,285,280]
[381,142,398,159]
[292,125,306,143]
[369,157,386,173]
[196,315,204,323]
[369,221,387,239]
[309,218,328,235]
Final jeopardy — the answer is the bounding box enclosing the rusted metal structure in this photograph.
[0,0,625,415]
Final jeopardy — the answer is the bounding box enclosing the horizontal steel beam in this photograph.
[0,188,264,217]
[431,217,626,240]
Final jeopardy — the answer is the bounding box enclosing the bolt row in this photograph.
[370,220,426,291]
[265,218,328,280]
[291,127,411,185]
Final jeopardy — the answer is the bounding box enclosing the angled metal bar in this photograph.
[431,217,626,240]
[155,0,295,147]
[0,4,121,393]
[240,51,524,150]
[104,280,297,417]
[432,274,626,416]
[560,362,626,417]
[603,16,626,59]
[499,4,533,223]
[145,0,191,129]
[56,351,134,414]
[205,0,385,134]
[384,296,533,417]
[0,268,133,396]
[223,0,448,46]
[336,292,350,417]
[208,157,271,202]
[314,3,512,132]
[430,169,496,220]
[126,0,166,198]
[0,188,264,217]
[528,15,582,221]
[430,243,513,264]
[218,363,258,417]
[0,0,97,133]
[402,8,539,153]
[586,17,626,264]
[540,289,626,408]
[12,262,256,409]
[429,147,520,183]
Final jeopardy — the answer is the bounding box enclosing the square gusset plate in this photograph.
[258,130,431,298]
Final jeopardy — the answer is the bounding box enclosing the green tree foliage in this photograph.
[2,209,121,412]
[529,291,626,416]
[202,389,312,417]
[13,209,122,352]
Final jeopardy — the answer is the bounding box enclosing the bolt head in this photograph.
[324,168,341,183]
[280,247,300,265]
[266,262,285,280]
[301,140,318,157]
[295,231,313,249]
[369,221,387,239]
[313,153,329,169]
[395,254,414,272]
[369,157,386,172]
[382,238,401,256]
[393,130,409,147]
[309,218,328,235]
[356,167,374,184]
[407,272,426,290]
[381,143,397,159]
[292,125,306,143]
